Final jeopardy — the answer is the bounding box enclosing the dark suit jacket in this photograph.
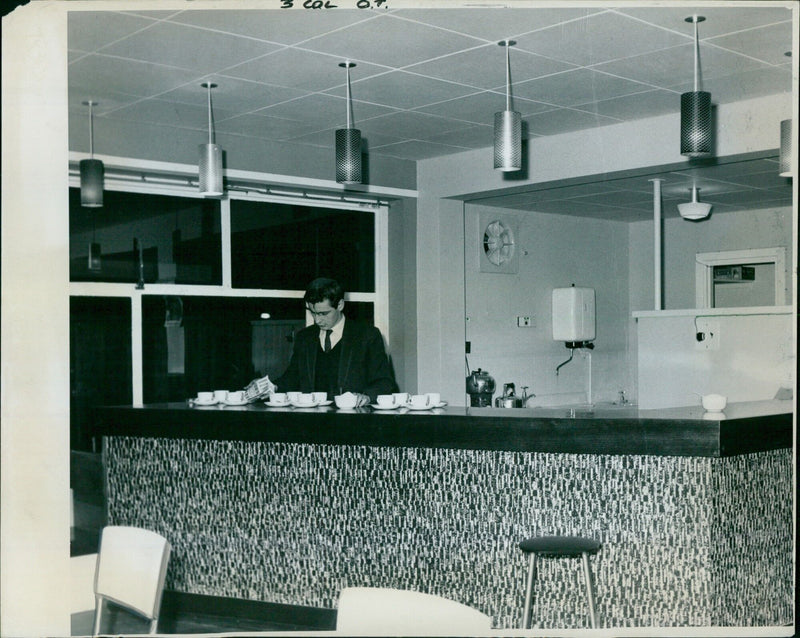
[274,319,397,401]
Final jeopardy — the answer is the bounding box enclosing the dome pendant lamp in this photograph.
[677,185,712,220]
[80,100,104,208]
[494,40,522,172]
[336,61,362,184]
[199,82,223,196]
[681,16,712,158]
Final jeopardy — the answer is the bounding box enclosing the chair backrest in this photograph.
[93,526,171,629]
[336,587,492,636]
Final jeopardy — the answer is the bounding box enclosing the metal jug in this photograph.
[495,382,524,408]
[466,368,495,407]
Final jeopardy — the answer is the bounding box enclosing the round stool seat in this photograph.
[520,535,601,557]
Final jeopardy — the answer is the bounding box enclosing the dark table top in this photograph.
[94,400,793,458]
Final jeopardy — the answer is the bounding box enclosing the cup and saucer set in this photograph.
[371,392,447,411]
[191,389,248,407]
[264,391,333,409]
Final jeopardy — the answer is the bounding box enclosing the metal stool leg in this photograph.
[581,551,599,628]
[522,552,537,629]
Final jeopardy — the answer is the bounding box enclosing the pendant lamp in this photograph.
[80,100,104,208]
[336,62,362,184]
[494,40,521,172]
[677,186,712,220]
[779,119,792,177]
[199,82,223,196]
[681,16,712,157]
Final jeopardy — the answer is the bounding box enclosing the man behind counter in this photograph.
[273,277,397,404]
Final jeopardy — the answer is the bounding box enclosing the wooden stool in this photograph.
[519,535,601,629]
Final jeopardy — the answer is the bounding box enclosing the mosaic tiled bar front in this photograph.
[104,438,793,629]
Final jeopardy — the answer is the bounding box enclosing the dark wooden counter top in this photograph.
[93,399,792,458]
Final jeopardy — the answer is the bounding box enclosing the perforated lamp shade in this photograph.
[199,82,223,196]
[494,40,521,172]
[680,16,712,158]
[336,62,362,184]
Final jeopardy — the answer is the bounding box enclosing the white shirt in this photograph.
[319,315,345,351]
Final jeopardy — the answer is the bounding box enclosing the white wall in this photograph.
[465,204,631,406]
[629,206,794,312]
[636,310,794,409]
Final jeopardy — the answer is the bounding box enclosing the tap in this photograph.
[522,386,535,404]
[617,390,629,405]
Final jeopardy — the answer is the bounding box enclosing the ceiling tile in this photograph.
[160,76,308,113]
[258,93,396,128]
[108,98,235,131]
[167,8,374,45]
[224,47,388,92]
[513,68,655,108]
[368,140,470,161]
[301,13,486,68]
[392,7,594,42]
[417,91,551,125]
[99,21,282,73]
[215,113,316,140]
[685,67,792,105]
[710,22,794,66]
[405,45,576,90]
[575,89,678,121]
[69,53,198,99]
[427,125,493,150]
[327,70,477,110]
[68,12,158,53]
[513,11,689,67]
[522,107,619,136]
[616,5,791,39]
[357,110,472,140]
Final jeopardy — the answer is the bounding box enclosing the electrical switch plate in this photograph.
[517,316,533,327]
[695,319,720,350]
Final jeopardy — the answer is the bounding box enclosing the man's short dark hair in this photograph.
[304,278,344,306]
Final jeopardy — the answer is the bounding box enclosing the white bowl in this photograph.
[335,393,358,409]
[701,393,727,411]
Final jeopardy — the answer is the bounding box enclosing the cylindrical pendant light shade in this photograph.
[336,128,362,184]
[494,110,522,171]
[680,91,712,157]
[779,119,792,177]
[198,143,223,196]
[199,82,224,196]
[80,158,104,208]
[494,40,522,172]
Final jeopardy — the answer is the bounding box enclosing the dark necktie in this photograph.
[324,329,332,353]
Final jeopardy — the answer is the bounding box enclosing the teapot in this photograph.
[495,382,524,408]
[466,368,495,407]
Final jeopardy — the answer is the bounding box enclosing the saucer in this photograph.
[405,403,435,411]
[264,400,290,408]
[371,403,401,410]
[223,398,248,406]
[317,400,333,407]
[290,399,320,408]
[192,398,218,406]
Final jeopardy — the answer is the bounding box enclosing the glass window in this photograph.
[69,188,221,285]
[230,200,375,291]
[70,297,132,450]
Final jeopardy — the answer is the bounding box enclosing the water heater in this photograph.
[552,286,595,345]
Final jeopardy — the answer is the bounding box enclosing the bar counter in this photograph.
[94,400,794,630]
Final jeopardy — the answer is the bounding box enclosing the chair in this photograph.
[92,525,171,635]
[519,535,601,629]
[336,587,492,636]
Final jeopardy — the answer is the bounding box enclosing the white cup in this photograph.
[271,392,288,405]
[409,394,430,409]
[377,394,396,407]
[214,389,228,403]
[286,391,301,402]
[197,391,213,403]
[335,393,358,409]
[426,392,441,406]
[312,392,328,403]
[393,392,410,405]
[299,393,315,404]
[227,391,244,403]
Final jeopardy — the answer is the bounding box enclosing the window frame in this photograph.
[69,170,389,405]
